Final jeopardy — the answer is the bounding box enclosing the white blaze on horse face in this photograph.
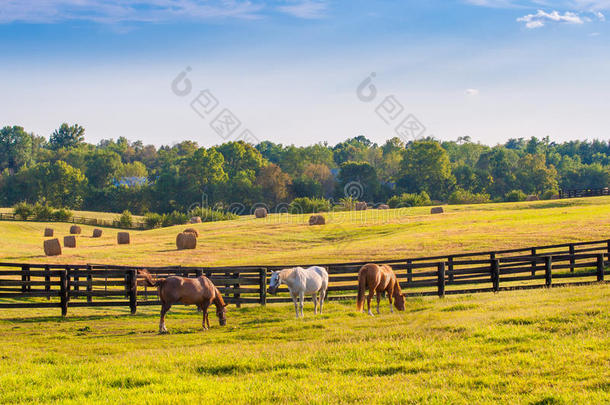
[269,272,280,293]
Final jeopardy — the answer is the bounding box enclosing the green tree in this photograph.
[49,123,85,150]
[397,141,455,200]
[0,126,33,172]
[337,161,381,202]
[85,149,122,189]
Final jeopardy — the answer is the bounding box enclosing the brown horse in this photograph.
[356,263,405,315]
[138,270,227,333]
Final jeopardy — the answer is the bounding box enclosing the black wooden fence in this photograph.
[0,239,608,316]
[559,187,609,199]
[0,212,148,230]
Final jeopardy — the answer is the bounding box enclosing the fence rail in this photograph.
[0,212,148,230]
[559,187,609,199]
[0,239,608,316]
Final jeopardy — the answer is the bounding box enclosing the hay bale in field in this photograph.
[430,207,444,214]
[69,225,81,234]
[64,235,76,248]
[183,228,199,237]
[526,195,539,201]
[309,215,326,226]
[355,202,367,211]
[189,216,202,224]
[176,232,197,250]
[92,228,102,238]
[378,204,390,210]
[44,228,54,237]
[254,207,268,218]
[117,232,130,245]
[43,238,61,256]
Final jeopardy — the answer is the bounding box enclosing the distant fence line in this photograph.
[0,239,608,316]
[559,187,609,199]
[0,212,148,230]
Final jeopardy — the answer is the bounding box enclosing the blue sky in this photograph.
[0,0,608,147]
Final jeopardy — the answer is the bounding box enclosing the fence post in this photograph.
[437,262,446,298]
[65,265,71,302]
[259,268,267,306]
[21,264,29,292]
[86,265,92,304]
[59,270,68,317]
[233,272,241,308]
[544,256,552,287]
[531,248,537,276]
[45,265,51,300]
[406,260,413,283]
[491,259,500,292]
[569,244,575,273]
[447,256,454,284]
[606,240,610,266]
[127,269,137,314]
[596,254,604,282]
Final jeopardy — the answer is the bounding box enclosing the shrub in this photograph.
[144,212,163,228]
[32,203,54,221]
[448,189,491,205]
[13,202,34,220]
[189,207,238,223]
[52,208,73,221]
[118,210,133,228]
[289,197,332,214]
[504,190,527,202]
[162,211,188,227]
[337,196,357,211]
[541,189,558,200]
[387,192,432,208]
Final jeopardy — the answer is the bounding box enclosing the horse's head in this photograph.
[394,293,406,311]
[268,271,282,295]
[216,304,228,326]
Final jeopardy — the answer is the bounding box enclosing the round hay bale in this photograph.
[183,228,199,237]
[44,228,54,237]
[117,232,130,245]
[526,195,539,201]
[92,229,103,238]
[189,216,202,224]
[355,202,367,211]
[176,232,197,250]
[43,238,62,256]
[63,235,76,248]
[378,204,390,210]
[430,207,444,214]
[69,225,82,234]
[254,207,268,218]
[309,215,326,226]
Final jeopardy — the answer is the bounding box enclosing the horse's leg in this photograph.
[319,289,325,314]
[299,292,305,318]
[376,291,381,315]
[201,301,210,330]
[388,286,394,313]
[367,287,375,316]
[292,294,299,318]
[312,293,318,315]
[159,302,171,334]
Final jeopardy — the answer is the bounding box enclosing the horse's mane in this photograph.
[213,286,226,309]
[279,267,297,281]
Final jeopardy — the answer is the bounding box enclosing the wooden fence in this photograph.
[0,212,148,230]
[559,187,609,199]
[0,239,608,316]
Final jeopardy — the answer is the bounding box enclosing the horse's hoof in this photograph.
[159,330,169,335]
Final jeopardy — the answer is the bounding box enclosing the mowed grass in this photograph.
[0,284,609,404]
[1,196,609,266]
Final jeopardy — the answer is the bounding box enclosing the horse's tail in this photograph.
[356,267,367,312]
[137,269,161,287]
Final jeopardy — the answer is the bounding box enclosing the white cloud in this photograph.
[517,10,585,28]
[596,10,606,20]
[465,88,480,96]
[277,1,327,18]
[0,0,329,24]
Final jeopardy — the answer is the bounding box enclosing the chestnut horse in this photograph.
[138,270,227,333]
[356,263,405,315]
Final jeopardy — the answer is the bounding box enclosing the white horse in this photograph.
[268,266,329,318]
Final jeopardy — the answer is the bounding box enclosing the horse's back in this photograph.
[160,275,214,305]
[299,266,328,294]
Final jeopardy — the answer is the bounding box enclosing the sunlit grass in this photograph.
[0,284,608,404]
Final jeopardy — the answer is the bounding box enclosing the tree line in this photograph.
[1,124,609,215]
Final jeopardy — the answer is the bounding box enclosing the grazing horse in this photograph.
[138,270,227,333]
[268,266,328,318]
[356,263,405,315]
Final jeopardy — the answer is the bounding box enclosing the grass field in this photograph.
[1,196,609,267]
[0,284,608,404]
